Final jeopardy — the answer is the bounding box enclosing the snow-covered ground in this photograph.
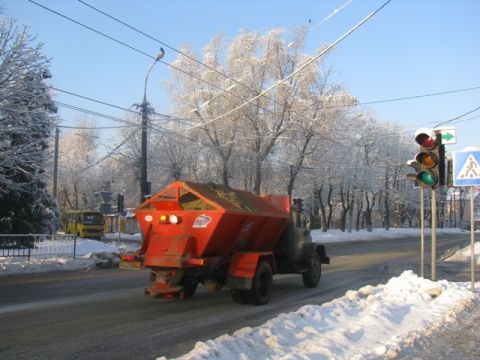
[0,227,466,277]
[0,234,141,276]
[160,271,479,360]
[1,228,479,359]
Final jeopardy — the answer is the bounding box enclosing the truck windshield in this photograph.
[82,213,103,225]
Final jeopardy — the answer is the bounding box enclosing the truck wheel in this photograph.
[248,260,273,305]
[180,277,198,299]
[302,253,321,288]
[230,289,249,304]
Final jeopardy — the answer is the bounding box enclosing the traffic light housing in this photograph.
[406,128,445,188]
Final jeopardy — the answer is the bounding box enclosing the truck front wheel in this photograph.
[248,260,273,305]
[302,253,321,288]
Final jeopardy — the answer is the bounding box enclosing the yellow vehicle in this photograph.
[64,210,104,239]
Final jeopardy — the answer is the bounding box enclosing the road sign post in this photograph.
[453,150,480,291]
[420,187,424,278]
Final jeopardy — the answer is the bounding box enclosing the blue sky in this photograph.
[4,0,480,153]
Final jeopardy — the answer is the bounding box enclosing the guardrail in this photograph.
[0,234,77,260]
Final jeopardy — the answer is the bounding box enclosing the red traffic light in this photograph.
[414,128,437,150]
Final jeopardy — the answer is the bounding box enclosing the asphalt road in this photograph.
[0,233,473,360]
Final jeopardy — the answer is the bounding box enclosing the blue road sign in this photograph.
[453,150,480,186]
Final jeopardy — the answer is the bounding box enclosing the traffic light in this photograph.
[406,128,445,188]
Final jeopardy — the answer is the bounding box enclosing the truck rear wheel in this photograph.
[248,260,273,305]
[302,253,321,288]
[230,289,249,304]
[180,276,198,299]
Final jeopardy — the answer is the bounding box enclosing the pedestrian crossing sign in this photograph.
[453,150,480,186]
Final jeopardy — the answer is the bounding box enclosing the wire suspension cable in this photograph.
[187,0,393,131]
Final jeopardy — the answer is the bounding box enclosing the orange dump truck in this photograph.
[120,181,329,305]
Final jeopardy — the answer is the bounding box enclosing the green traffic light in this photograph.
[418,171,437,186]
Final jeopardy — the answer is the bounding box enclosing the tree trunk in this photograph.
[365,191,376,232]
[383,168,390,230]
[326,183,334,230]
[314,185,328,232]
[253,158,262,195]
[355,189,364,231]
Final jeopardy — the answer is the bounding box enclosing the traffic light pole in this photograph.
[431,189,437,281]
[470,186,475,291]
[420,186,424,278]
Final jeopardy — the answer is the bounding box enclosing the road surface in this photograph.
[0,233,472,360]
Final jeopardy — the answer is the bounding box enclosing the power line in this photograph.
[31,0,358,130]
[54,101,135,125]
[186,0,393,131]
[27,0,233,96]
[434,104,480,128]
[77,0,250,92]
[57,124,135,130]
[50,86,172,120]
[78,0,354,98]
[60,129,138,175]
[359,86,480,106]
[310,0,354,31]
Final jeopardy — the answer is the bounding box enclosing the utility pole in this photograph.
[52,126,60,234]
[139,48,165,203]
[53,126,59,199]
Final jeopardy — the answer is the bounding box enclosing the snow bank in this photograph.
[311,227,463,244]
[160,271,478,360]
[0,238,140,276]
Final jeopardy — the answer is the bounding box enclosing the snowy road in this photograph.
[0,233,471,360]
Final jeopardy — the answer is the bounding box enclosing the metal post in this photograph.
[420,186,424,278]
[53,127,59,199]
[139,48,165,203]
[431,189,437,281]
[53,126,59,233]
[140,98,149,203]
[73,219,77,260]
[470,186,475,291]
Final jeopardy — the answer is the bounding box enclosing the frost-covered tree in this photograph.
[0,18,57,233]
[166,28,355,195]
[57,119,102,214]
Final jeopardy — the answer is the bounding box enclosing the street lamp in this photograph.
[140,48,165,203]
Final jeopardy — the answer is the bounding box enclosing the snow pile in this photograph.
[160,271,478,360]
[311,227,463,244]
[444,241,480,265]
[0,238,140,276]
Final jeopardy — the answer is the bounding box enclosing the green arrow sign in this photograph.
[438,127,456,144]
[442,132,454,142]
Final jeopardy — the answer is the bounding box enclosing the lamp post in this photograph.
[140,48,165,203]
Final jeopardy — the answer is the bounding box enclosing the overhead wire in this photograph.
[27,0,234,97]
[181,0,394,131]
[60,128,139,175]
[36,0,358,134]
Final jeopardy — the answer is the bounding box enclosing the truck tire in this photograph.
[302,253,321,288]
[230,289,249,304]
[248,260,273,305]
[180,277,198,299]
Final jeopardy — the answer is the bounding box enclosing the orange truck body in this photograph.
[121,180,328,304]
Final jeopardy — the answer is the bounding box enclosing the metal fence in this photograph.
[0,234,77,260]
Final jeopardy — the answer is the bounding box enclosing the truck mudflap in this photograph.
[145,269,199,300]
